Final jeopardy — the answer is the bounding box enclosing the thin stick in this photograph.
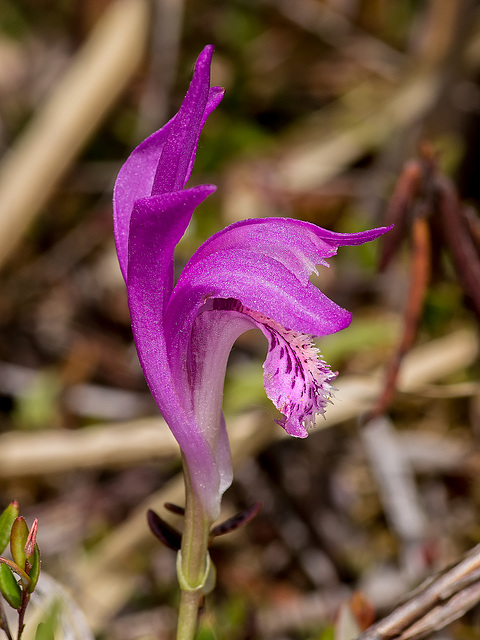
[367,215,431,420]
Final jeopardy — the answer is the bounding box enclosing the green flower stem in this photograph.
[177,590,203,640]
[176,455,212,640]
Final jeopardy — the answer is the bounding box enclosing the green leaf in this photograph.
[10,517,29,569]
[0,501,18,555]
[27,544,41,593]
[0,563,22,610]
[0,558,30,587]
[14,370,61,431]
[317,625,335,640]
[35,600,61,640]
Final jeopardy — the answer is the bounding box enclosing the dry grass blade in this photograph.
[0,330,476,479]
[361,415,427,545]
[0,417,175,478]
[262,0,406,80]
[135,0,185,139]
[0,0,149,268]
[378,161,422,272]
[357,545,480,640]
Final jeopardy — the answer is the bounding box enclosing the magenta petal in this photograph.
[113,121,174,279]
[126,187,217,452]
[164,218,392,350]
[166,247,352,351]
[187,218,392,283]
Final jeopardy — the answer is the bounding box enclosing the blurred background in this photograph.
[0,0,480,638]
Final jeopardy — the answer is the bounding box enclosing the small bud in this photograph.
[25,519,38,560]
[10,517,29,569]
[0,562,22,610]
[0,501,19,555]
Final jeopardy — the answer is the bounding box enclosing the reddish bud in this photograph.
[24,519,38,560]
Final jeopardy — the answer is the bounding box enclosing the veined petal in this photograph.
[212,299,336,438]
[262,322,336,438]
[185,218,392,286]
[165,248,352,359]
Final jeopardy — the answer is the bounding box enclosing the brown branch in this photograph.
[356,544,480,640]
[367,215,431,420]
[378,160,422,272]
[437,175,480,323]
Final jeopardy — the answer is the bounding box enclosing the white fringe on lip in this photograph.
[210,297,337,437]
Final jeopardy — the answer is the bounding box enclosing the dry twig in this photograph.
[369,216,431,420]
[261,0,406,80]
[357,544,480,640]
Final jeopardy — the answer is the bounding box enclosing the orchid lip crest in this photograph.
[213,298,337,439]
